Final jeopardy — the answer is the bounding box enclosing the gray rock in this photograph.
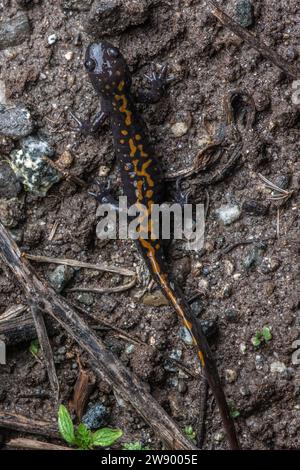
[216,204,241,225]
[82,403,108,430]
[0,11,31,50]
[199,318,217,338]
[9,135,61,197]
[84,0,150,37]
[259,257,281,274]
[0,197,24,228]
[270,361,286,374]
[242,199,269,216]
[243,244,266,270]
[61,0,93,10]
[0,104,34,139]
[235,0,254,28]
[77,292,94,306]
[274,174,290,190]
[47,34,58,45]
[48,265,75,293]
[0,161,22,199]
[224,308,238,322]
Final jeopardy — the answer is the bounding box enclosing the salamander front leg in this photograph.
[135,65,173,104]
[88,179,119,210]
[70,109,108,135]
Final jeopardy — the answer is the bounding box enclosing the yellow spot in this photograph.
[115,94,133,126]
[155,243,160,250]
[198,351,205,367]
[121,130,128,135]
[118,80,125,91]
[129,138,137,157]
[138,144,148,157]
[135,134,141,141]
[120,139,125,144]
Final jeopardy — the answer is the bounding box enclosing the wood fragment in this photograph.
[67,276,136,294]
[6,438,70,451]
[0,222,196,450]
[208,0,300,79]
[70,367,95,421]
[0,411,59,439]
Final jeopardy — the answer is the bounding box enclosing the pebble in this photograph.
[142,290,169,307]
[243,245,265,270]
[64,51,74,61]
[0,161,22,199]
[239,385,251,396]
[125,344,135,355]
[0,197,23,228]
[270,361,286,374]
[214,431,225,443]
[0,104,34,139]
[55,150,74,170]
[0,11,31,50]
[9,135,61,197]
[77,292,94,306]
[224,308,238,322]
[274,174,290,190]
[48,265,75,293]
[0,81,6,105]
[190,298,204,317]
[225,369,237,383]
[200,319,217,338]
[234,0,254,28]
[47,34,57,45]
[221,284,232,299]
[242,199,269,216]
[216,204,241,225]
[259,257,281,274]
[85,0,149,37]
[171,122,189,137]
[164,349,182,372]
[240,342,247,354]
[179,327,193,345]
[82,403,108,430]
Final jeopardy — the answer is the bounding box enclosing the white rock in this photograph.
[64,51,74,61]
[270,361,286,374]
[171,121,189,137]
[0,80,6,104]
[48,34,57,45]
[216,204,241,225]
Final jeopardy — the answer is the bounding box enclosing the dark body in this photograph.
[77,41,238,449]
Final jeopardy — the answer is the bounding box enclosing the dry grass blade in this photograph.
[258,173,293,202]
[23,253,135,277]
[67,276,136,294]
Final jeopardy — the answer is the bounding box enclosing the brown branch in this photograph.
[208,0,300,79]
[6,438,70,451]
[0,222,196,450]
[0,411,59,439]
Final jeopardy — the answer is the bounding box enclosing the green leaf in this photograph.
[230,409,240,419]
[251,331,261,347]
[184,425,196,440]
[58,405,75,445]
[75,423,93,450]
[29,339,40,357]
[92,428,123,447]
[262,326,272,342]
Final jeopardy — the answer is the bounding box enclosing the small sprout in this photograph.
[58,405,122,450]
[184,425,196,442]
[230,409,240,419]
[29,339,40,359]
[251,326,272,348]
[122,442,150,450]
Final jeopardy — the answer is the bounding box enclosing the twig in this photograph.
[196,378,208,449]
[23,253,135,277]
[30,304,59,400]
[0,412,59,439]
[6,438,70,451]
[0,222,196,450]
[67,276,136,294]
[208,0,300,80]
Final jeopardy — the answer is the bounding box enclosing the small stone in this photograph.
[9,135,61,197]
[235,0,254,28]
[225,369,237,383]
[64,51,74,61]
[270,361,286,374]
[199,319,217,338]
[0,11,31,50]
[57,347,66,355]
[224,259,235,276]
[164,349,182,372]
[214,431,225,443]
[274,174,290,190]
[0,197,23,228]
[178,380,187,395]
[171,122,189,137]
[221,284,232,299]
[255,354,265,370]
[0,81,6,105]
[243,245,265,270]
[0,161,22,199]
[0,104,34,139]
[224,308,238,322]
[85,0,149,37]
[142,290,168,307]
[179,326,193,345]
[240,342,247,354]
[259,257,281,274]
[82,403,108,430]
[190,298,204,317]
[242,199,269,216]
[253,91,270,112]
[125,344,135,355]
[98,165,110,177]
[216,204,241,225]
[47,34,57,45]
[55,150,74,170]
[48,265,75,293]
[239,385,251,397]
[77,292,94,306]
[61,0,93,10]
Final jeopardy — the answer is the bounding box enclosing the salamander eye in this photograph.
[84,58,96,71]
[107,47,119,58]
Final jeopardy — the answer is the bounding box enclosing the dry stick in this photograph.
[23,253,135,277]
[0,223,195,450]
[6,438,70,451]
[208,0,300,80]
[30,304,59,399]
[0,411,59,439]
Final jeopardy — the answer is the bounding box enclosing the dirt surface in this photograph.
[1,0,300,450]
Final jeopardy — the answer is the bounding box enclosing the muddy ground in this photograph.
[0,0,300,450]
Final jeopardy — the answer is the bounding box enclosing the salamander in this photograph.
[72,41,239,450]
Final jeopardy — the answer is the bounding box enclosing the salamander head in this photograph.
[85,41,131,97]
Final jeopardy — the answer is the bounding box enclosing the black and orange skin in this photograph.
[78,41,239,449]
